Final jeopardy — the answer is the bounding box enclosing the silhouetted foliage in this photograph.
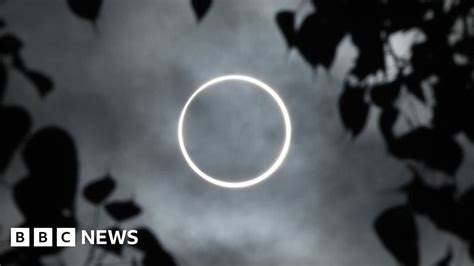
[390,127,463,175]
[370,81,401,109]
[277,0,474,263]
[275,11,295,48]
[0,106,31,173]
[0,33,23,54]
[0,31,54,98]
[81,175,177,265]
[105,200,142,222]
[67,0,103,23]
[134,228,177,266]
[338,82,369,138]
[83,174,116,204]
[17,127,78,220]
[0,9,73,264]
[401,171,456,232]
[0,127,78,265]
[0,2,178,265]
[191,0,212,21]
[374,205,419,266]
[23,70,53,97]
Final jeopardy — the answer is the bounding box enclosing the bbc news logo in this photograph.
[10,228,138,247]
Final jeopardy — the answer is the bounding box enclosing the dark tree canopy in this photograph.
[0,1,177,265]
[276,0,474,264]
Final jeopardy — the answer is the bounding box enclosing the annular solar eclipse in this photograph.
[178,75,291,188]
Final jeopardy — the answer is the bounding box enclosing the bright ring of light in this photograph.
[178,75,291,189]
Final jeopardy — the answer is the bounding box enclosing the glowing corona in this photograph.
[178,75,291,188]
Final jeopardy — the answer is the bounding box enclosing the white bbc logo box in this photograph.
[10,228,76,247]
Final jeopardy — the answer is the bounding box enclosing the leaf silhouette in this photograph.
[22,127,78,179]
[276,11,295,48]
[105,200,141,221]
[11,53,54,97]
[83,174,116,204]
[191,0,212,21]
[349,19,385,79]
[370,81,401,108]
[339,83,369,138]
[22,70,54,97]
[17,127,78,219]
[374,205,419,266]
[133,227,177,266]
[401,171,456,234]
[295,13,346,68]
[67,0,103,23]
[0,106,31,173]
[133,228,161,252]
[435,247,452,266]
[0,33,23,55]
[390,127,463,175]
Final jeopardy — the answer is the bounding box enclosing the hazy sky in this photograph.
[1,0,468,265]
